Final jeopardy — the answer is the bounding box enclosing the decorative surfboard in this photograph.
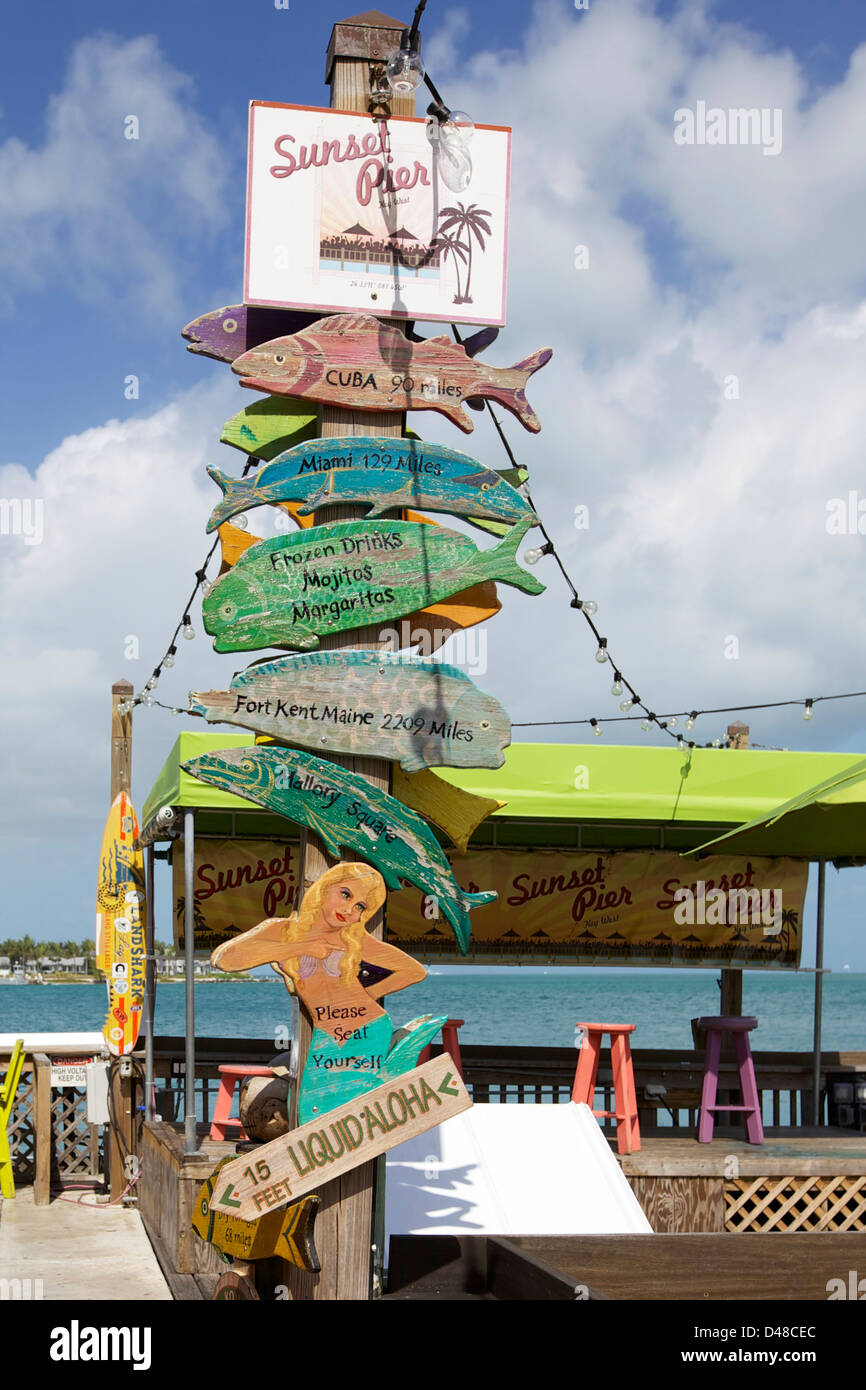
[392,766,505,855]
[192,1156,321,1271]
[207,1053,471,1223]
[185,303,500,368]
[95,792,146,1056]
[231,314,552,435]
[189,650,510,772]
[182,747,497,953]
[206,435,536,536]
[212,862,451,1122]
[203,514,543,653]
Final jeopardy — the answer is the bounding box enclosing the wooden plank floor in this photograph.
[0,1188,172,1301]
[618,1130,866,1176]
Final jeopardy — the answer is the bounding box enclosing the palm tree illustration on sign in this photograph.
[436,229,470,303]
[437,203,492,304]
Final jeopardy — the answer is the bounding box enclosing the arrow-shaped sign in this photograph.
[207,1053,472,1222]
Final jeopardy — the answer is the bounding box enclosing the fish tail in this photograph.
[493,346,553,433]
[485,513,546,595]
[206,466,247,532]
[295,484,329,517]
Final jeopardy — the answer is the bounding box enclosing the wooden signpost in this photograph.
[208,1054,471,1223]
[181,745,496,954]
[95,791,146,1055]
[189,649,511,772]
[202,514,543,652]
[232,313,552,434]
[206,434,536,534]
[192,1157,321,1269]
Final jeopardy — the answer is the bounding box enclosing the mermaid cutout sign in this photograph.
[212,862,446,1123]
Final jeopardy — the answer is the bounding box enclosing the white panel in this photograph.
[86,1061,110,1125]
[386,1102,652,1245]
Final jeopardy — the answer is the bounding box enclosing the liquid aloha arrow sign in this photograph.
[211,1053,471,1221]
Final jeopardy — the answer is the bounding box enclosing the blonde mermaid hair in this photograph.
[273,861,386,991]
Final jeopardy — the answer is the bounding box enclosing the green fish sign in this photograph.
[203,514,543,653]
[181,745,496,953]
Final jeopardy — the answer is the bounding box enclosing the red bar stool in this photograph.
[418,1018,465,1080]
[696,1016,764,1144]
[210,1064,275,1142]
[571,1022,640,1154]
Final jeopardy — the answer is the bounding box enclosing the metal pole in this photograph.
[811,860,826,1127]
[184,810,198,1152]
[144,842,156,1122]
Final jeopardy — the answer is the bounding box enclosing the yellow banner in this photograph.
[175,841,806,967]
[174,840,299,951]
[386,850,807,967]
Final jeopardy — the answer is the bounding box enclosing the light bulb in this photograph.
[592,721,603,738]
[686,714,696,731]
[145,677,157,691]
[581,600,598,617]
[712,738,722,748]
[595,645,608,664]
[667,716,677,730]
[182,620,195,641]
[525,545,551,565]
[234,513,249,532]
[802,700,814,721]
[641,718,652,732]
[142,694,154,708]
[619,699,634,712]
[611,677,623,698]
[164,650,176,669]
[386,31,424,94]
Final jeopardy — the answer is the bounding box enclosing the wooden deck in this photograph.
[0,1188,171,1301]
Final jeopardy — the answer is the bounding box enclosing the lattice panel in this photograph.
[8,1069,36,1182]
[726,1175,866,1232]
[52,1088,99,1178]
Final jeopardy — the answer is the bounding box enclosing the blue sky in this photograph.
[1,0,866,970]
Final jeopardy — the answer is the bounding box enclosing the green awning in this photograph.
[686,756,866,861]
[140,733,864,856]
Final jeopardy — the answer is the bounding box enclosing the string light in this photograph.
[610,673,623,698]
[525,542,553,566]
[182,617,196,641]
[802,699,814,721]
[590,718,603,737]
[594,638,608,664]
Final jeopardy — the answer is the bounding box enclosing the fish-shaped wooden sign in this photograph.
[189,649,511,772]
[392,766,505,854]
[182,746,496,953]
[205,436,535,536]
[185,303,500,369]
[231,314,552,434]
[202,514,543,652]
[220,397,318,462]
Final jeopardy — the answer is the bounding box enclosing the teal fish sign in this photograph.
[205,436,535,536]
[189,649,511,772]
[202,514,544,653]
[182,746,496,953]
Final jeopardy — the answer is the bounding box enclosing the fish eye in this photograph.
[274,354,286,365]
[220,602,236,620]
[240,759,255,771]
[222,318,237,333]
[480,719,490,730]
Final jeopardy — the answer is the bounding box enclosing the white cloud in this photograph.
[0,34,232,319]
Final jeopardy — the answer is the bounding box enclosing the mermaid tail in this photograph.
[297,1013,448,1124]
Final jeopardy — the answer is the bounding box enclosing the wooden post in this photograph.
[279,11,415,1302]
[108,680,136,1197]
[33,1053,52,1206]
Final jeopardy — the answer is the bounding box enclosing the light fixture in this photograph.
[524,542,553,565]
[426,102,474,192]
[164,647,176,669]
[594,639,608,664]
[640,717,652,732]
[590,718,603,738]
[667,716,677,730]
[386,29,425,95]
[619,698,634,712]
[802,699,814,721]
[182,617,195,641]
[610,673,623,698]
[686,711,697,731]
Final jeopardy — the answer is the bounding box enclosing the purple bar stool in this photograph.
[696,1016,764,1144]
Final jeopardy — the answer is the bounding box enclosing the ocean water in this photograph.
[1,969,864,1053]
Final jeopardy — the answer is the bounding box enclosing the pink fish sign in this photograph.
[244,102,511,326]
[233,314,551,434]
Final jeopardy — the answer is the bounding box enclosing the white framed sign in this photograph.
[244,102,511,326]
